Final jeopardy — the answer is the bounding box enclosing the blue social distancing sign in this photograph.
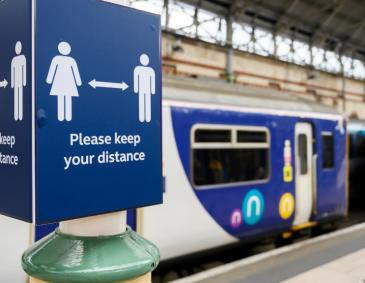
[0,0,162,224]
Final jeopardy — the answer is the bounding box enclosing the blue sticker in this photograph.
[242,189,265,225]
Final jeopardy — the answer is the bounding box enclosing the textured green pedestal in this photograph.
[22,227,159,283]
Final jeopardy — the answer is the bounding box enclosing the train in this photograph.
[348,120,365,209]
[143,75,347,260]
[0,75,349,282]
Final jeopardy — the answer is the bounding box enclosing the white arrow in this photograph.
[0,79,8,89]
[89,79,129,91]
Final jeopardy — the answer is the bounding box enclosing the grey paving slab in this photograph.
[187,226,365,283]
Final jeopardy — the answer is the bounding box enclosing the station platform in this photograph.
[171,222,365,283]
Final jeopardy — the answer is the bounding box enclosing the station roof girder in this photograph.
[180,0,365,61]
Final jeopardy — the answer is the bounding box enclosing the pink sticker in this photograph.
[230,209,242,229]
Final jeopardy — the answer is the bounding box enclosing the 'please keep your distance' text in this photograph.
[64,132,145,170]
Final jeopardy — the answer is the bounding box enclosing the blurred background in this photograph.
[4,1,365,283]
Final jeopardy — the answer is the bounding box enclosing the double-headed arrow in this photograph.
[89,79,129,91]
[0,79,8,89]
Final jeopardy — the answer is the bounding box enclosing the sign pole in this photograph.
[23,212,159,283]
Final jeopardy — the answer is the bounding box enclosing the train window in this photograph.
[192,125,269,188]
[350,131,365,158]
[237,131,267,143]
[298,134,308,175]
[195,129,231,143]
[322,133,334,169]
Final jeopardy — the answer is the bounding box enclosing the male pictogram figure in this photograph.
[134,54,155,123]
[11,41,27,121]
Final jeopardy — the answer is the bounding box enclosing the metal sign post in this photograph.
[0,0,162,281]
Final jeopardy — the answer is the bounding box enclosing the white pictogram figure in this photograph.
[11,41,27,121]
[46,42,82,122]
[134,54,155,123]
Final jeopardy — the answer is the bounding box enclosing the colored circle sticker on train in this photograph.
[242,189,265,225]
[230,209,243,229]
[279,193,295,220]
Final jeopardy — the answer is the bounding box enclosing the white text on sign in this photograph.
[70,133,141,147]
[0,133,18,166]
[64,132,145,170]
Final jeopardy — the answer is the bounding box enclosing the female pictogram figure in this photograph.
[46,42,82,122]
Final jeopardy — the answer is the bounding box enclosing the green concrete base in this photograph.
[22,227,159,283]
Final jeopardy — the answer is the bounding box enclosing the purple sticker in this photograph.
[230,209,242,229]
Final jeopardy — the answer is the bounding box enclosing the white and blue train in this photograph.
[142,76,347,260]
[0,75,348,281]
[348,119,365,207]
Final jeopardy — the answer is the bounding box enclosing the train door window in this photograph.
[192,125,270,188]
[298,134,308,175]
[322,133,334,169]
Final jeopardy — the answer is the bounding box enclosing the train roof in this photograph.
[163,75,342,120]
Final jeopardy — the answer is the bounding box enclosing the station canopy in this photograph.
[180,0,365,61]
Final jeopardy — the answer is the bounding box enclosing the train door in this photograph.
[294,123,313,225]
